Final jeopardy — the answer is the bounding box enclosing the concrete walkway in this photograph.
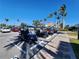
[32,33,76,59]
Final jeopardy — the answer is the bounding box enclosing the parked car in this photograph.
[47,27,58,34]
[53,27,58,33]
[47,28,54,34]
[1,28,11,33]
[11,27,20,32]
[36,28,48,38]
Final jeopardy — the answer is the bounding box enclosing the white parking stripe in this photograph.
[30,35,53,50]
[46,36,52,40]
[30,41,44,50]
[30,34,57,50]
[15,44,26,54]
[9,34,56,54]
[9,41,26,54]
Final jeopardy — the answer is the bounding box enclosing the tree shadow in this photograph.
[4,34,73,59]
[4,36,23,50]
[31,41,72,59]
[55,41,71,59]
[57,32,64,34]
[4,35,49,59]
[70,41,79,59]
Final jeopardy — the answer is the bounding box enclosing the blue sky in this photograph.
[0,0,79,26]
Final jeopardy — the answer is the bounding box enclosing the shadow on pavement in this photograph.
[70,41,79,59]
[57,32,64,34]
[4,36,23,50]
[4,35,48,59]
[31,41,71,59]
[4,33,72,59]
[55,41,71,59]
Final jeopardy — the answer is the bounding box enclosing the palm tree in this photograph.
[0,23,6,28]
[44,18,47,21]
[17,19,20,22]
[59,4,67,29]
[53,11,61,29]
[5,18,9,23]
[54,11,57,16]
[47,13,53,18]
[32,20,40,27]
[20,22,27,29]
[40,18,47,27]
[17,19,20,26]
[5,18,9,27]
[56,16,61,29]
[40,20,42,22]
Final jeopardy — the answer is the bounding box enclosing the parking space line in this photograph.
[10,41,26,54]
[15,44,26,54]
[46,36,52,40]
[14,35,53,52]
[30,41,45,50]
[9,34,57,56]
[30,35,54,50]
[30,34,58,58]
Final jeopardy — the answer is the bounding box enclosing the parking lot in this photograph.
[0,32,19,59]
[0,32,57,59]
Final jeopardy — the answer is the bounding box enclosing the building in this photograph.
[45,22,56,27]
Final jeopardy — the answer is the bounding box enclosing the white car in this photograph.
[1,28,11,33]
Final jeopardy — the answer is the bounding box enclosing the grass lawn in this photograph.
[70,39,79,59]
[68,32,77,37]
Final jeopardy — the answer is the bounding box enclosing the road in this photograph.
[0,32,57,59]
[0,32,20,59]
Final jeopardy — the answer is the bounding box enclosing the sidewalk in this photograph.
[32,33,76,59]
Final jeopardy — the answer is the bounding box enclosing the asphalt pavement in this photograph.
[32,32,76,59]
[0,32,20,59]
[0,32,56,59]
[0,32,76,59]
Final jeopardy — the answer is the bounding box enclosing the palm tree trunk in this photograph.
[56,20,57,28]
[56,19,59,29]
[62,16,64,30]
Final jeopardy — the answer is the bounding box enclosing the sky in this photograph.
[0,0,79,26]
